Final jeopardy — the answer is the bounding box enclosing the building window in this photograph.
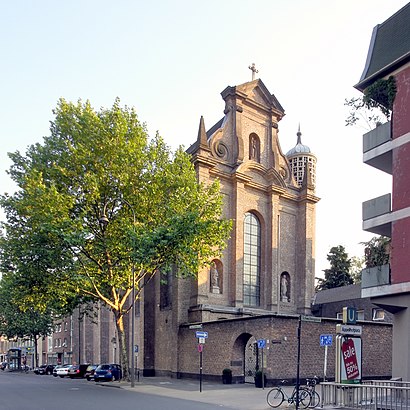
[243,212,261,306]
[372,308,385,321]
[160,266,173,310]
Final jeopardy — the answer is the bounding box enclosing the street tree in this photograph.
[316,245,353,290]
[0,272,55,367]
[0,98,232,380]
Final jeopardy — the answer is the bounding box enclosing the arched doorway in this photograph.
[232,333,259,384]
[244,336,258,383]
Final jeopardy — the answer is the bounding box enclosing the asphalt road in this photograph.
[0,371,236,410]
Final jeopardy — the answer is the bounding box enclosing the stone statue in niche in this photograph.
[210,262,220,294]
[250,135,259,162]
[281,274,289,302]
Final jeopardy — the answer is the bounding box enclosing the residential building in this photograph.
[356,3,410,380]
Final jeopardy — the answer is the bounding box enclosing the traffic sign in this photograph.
[257,339,266,348]
[320,334,333,346]
[134,344,139,353]
[198,337,206,344]
[196,331,208,339]
[198,344,203,352]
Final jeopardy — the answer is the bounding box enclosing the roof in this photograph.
[286,127,312,157]
[356,3,410,91]
[312,284,361,305]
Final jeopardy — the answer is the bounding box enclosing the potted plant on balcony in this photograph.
[345,76,396,128]
[363,236,391,268]
[222,368,232,384]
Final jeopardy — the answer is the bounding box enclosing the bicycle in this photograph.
[305,377,320,408]
[267,380,312,408]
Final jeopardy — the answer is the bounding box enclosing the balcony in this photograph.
[361,264,390,289]
[362,193,392,236]
[363,121,392,174]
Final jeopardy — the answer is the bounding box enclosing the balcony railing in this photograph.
[361,264,390,289]
[363,121,392,174]
[362,194,392,236]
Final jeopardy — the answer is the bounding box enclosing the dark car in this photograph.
[85,364,98,381]
[94,364,122,382]
[34,364,55,375]
[68,364,89,379]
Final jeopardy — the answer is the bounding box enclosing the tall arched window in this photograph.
[243,212,261,306]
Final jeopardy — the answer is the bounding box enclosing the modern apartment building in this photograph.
[357,3,410,380]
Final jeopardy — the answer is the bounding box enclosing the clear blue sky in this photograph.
[1,0,407,276]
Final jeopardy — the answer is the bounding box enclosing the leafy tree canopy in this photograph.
[0,98,232,379]
[316,245,353,291]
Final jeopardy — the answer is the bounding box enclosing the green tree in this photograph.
[349,256,365,284]
[0,98,232,379]
[0,273,55,367]
[316,245,353,290]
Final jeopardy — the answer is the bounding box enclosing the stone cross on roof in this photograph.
[248,63,258,80]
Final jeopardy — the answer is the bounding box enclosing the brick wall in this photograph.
[175,314,392,384]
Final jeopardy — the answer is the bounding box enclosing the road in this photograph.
[0,371,237,410]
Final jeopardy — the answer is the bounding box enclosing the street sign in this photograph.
[257,339,266,348]
[195,331,208,339]
[343,307,357,325]
[189,324,203,330]
[336,324,362,336]
[320,334,333,346]
[301,315,322,323]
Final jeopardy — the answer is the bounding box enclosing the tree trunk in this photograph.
[114,311,130,381]
[34,336,39,367]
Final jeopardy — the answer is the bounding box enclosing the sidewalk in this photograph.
[104,376,318,410]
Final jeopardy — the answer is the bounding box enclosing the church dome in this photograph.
[286,126,316,188]
[286,128,311,156]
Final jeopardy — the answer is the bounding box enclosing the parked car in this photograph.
[34,364,55,375]
[53,365,63,377]
[85,364,98,381]
[56,364,72,378]
[68,364,88,379]
[94,364,122,382]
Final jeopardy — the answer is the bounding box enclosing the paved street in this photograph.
[0,371,274,410]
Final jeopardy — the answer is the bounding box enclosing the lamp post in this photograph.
[99,198,136,388]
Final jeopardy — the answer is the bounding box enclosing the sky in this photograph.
[0,0,408,278]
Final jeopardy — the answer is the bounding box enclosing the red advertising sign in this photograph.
[341,338,360,380]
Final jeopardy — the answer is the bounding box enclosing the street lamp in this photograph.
[99,199,136,388]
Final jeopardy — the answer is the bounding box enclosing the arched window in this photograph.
[243,212,261,306]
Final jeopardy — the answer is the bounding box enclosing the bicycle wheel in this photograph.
[297,388,312,409]
[267,388,285,408]
[309,391,320,408]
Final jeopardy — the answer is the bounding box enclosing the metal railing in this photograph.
[321,380,410,410]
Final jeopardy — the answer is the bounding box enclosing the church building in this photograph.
[136,74,320,380]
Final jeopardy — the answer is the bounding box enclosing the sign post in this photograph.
[195,330,208,392]
[257,339,266,389]
[320,334,333,381]
[335,309,362,384]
